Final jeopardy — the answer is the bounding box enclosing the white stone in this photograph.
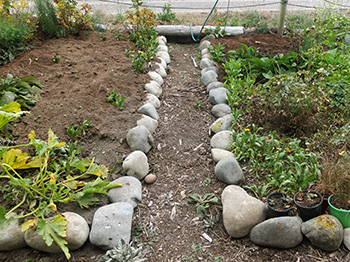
[209,87,228,105]
[154,63,167,78]
[108,176,142,208]
[200,58,214,69]
[137,115,158,133]
[201,70,218,86]
[210,115,233,134]
[215,157,244,185]
[0,214,27,251]
[157,45,168,52]
[144,81,162,97]
[138,102,159,120]
[122,150,149,180]
[344,228,350,250]
[199,40,211,52]
[210,130,232,150]
[157,35,167,44]
[145,93,161,108]
[156,51,170,64]
[126,126,154,153]
[211,103,232,118]
[211,148,235,162]
[148,71,164,86]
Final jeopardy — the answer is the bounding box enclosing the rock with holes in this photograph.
[222,185,267,238]
[137,115,158,134]
[211,103,232,118]
[302,215,343,252]
[211,148,235,162]
[89,202,133,250]
[207,81,225,92]
[138,103,159,120]
[144,81,162,97]
[156,51,170,64]
[215,157,244,185]
[148,71,164,86]
[210,115,233,134]
[201,70,218,86]
[145,93,161,108]
[199,40,211,52]
[126,126,154,153]
[122,150,149,180]
[200,58,215,69]
[25,212,89,253]
[210,130,232,150]
[0,213,27,251]
[209,87,228,105]
[250,216,303,249]
[108,176,142,208]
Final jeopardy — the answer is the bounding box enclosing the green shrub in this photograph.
[157,3,177,23]
[35,0,64,37]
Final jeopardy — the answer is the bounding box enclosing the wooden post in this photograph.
[278,0,288,36]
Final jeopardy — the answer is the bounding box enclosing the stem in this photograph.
[6,193,27,217]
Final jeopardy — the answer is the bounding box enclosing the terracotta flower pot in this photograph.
[294,190,323,221]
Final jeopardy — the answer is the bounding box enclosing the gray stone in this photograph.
[156,51,170,64]
[302,215,344,252]
[207,81,225,92]
[157,45,168,52]
[202,34,215,42]
[148,71,164,86]
[89,202,133,250]
[157,35,167,44]
[154,63,167,78]
[212,103,232,118]
[344,228,350,250]
[201,48,210,56]
[199,40,211,52]
[200,58,215,69]
[209,87,228,105]
[122,150,149,180]
[25,212,89,253]
[211,148,235,162]
[144,81,162,97]
[145,93,161,108]
[126,126,154,153]
[222,185,267,238]
[201,67,218,76]
[0,214,26,251]
[201,70,218,86]
[215,157,244,185]
[250,217,303,249]
[137,115,158,134]
[202,54,211,59]
[138,103,159,120]
[210,115,233,134]
[210,130,232,150]
[108,176,142,208]
[157,39,166,46]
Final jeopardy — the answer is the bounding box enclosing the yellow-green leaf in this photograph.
[21,218,38,232]
[1,149,42,169]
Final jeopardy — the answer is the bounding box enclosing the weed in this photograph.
[207,43,225,63]
[195,100,205,109]
[99,32,106,41]
[99,240,147,262]
[107,90,125,110]
[157,3,177,23]
[35,0,64,38]
[52,54,60,63]
[67,118,90,140]
[111,29,122,40]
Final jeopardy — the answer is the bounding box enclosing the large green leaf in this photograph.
[1,149,42,169]
[0,206,14,231]
[0,91,15,106]
[36,215,70,259]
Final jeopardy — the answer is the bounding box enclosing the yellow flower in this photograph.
[48,203,57,213]
[339,151,346,156]
[244,128,250,132]
[49,173,56,184]
[27,19,30,23]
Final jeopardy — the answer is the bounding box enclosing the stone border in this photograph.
[198,36,349,253]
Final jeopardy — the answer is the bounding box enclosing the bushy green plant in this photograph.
[207,43,225,63]
[35,0,64,38]
[107,90,125,110]
[157,3,177,23]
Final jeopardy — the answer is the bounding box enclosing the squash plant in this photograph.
[0,129,121,259]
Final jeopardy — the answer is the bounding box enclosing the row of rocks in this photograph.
[0,36,170,254]
[198,37,350,253]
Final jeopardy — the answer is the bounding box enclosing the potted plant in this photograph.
[294,190,323,221]
[266,192,294,218]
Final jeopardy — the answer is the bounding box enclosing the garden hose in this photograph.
[190,0,220,42]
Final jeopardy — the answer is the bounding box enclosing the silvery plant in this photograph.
[99,240,147,262]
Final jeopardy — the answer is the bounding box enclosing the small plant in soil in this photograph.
[52,54,60,63]
[295,190,321,207]
[0,129,121,259]
[107,90,125,110]
[67,118,90,140]
[157,3,177,23]
[99,240,147,262]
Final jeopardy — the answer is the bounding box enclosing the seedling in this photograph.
[99,32,106,41]
[67,125,81,140]
[107,89,125,110]
[53,54,60,63]
[81,118,90,135]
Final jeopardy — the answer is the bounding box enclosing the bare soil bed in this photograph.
[0,31,349,262]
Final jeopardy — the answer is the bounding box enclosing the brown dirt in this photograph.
[0,32,350,262]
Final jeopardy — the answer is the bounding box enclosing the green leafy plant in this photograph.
[52,54,60,63]
[0,74,44,109]
[107,89,125,110]
[99,240,147,262]
[157,3,177,23]
[207,43,225,63]
[99,32,106,41]
[67,118,91,140]
[0,129,121,258]
[0,102,28,134]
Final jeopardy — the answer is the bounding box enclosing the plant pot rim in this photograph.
[328,194,350,213]
[294,190,323,209]
[308,183,334,198]
[266,192,293,211]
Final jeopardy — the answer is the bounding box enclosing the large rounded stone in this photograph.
[157,45,168,52]
[211,148,235,162]
[207,81,225,92]
[200,58,214,69]
[137,115,158,134]
[0,214,27,251]
[144,81,162,97]
[126,126,154,153]
[89,202,133,250]
[157,36,167,44]
[122,150,149,180]
[344,228,350,250]
[201,48,210,56]
[108,176,142,208]
[148,71,164,86]
[138,103,159,120]
[201,70,218,86]
[154,63,167,78]
[25,212,89,253]
[199,40,211,52]
[156,51,170,64]
[210,115,233,134]
[201,67,218,76]
[302,215,343,252]
[211,103,232,118]
[250,217,303,249]
[215,157,244,185]
[209,87,228,105]
[210,130,232,150]
[145,93,161,108]
[222,185,267,238]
